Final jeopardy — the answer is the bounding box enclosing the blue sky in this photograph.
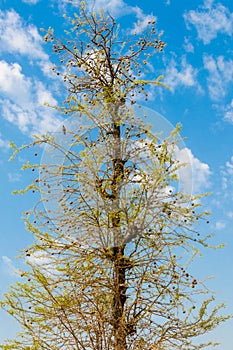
[0,0,233,347]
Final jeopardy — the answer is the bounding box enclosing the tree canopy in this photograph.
[0,2,228,349]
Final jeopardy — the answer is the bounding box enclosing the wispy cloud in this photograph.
[226,211,233,219]
[130,7,156,35]
[220,155,233,195]
[183,37,194,53]
[22,0,40,3]
[0,60,61,134]
[1,256,20,277]
[164,56,199,92]
[184,1,233,44]
[215,221,226,230]
[85,0,132,17]
[203,55,233,101]
[86,0,156,34]
[226,156,233,175]
[0,133,10,150]
[8,172,22,182]
[203,0,214,9]
[224,99,233,124]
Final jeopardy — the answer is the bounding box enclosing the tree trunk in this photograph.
[113,246,127,350]
[111,109,128,350]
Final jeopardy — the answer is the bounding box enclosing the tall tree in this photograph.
[1,2,228,349]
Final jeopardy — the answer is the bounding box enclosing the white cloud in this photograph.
[0,61,33,107]
[0,133,10,150]
[183,37,194,53]
[164,56,199,92]
[220,156,233,195]
[22,0,40,3]
[26,251,51,266]
[226,156,233,175]
[184,2,233,44]
[211,198,221,208]
[175,147,211,194]
[26,251,59,276]
[226,211,233,219]
[1,256,20,277]
[203,55,233,101]
[215,221,226,230]
[35,81,57,106]
[0,60,61,134]
[221,175,228,191]
[8,173,22,182]
[130,7,156,35]
[224,99,233,124]
[86,0,156,34]
[121,140,210,194]
[224,110,233,124]
[203,0,214,8]
[1,99,61,135]
[86,0,131,17]
[0,9,48,62]
[60,0,130,16]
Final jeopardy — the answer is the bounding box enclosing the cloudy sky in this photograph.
[0,0,233,347]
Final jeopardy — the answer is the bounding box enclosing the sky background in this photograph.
[0,0,233,348]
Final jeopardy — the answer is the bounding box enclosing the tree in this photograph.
[1,2,228,349]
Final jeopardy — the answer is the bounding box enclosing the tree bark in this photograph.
[111,108,128,350]
[112,246,127,350]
